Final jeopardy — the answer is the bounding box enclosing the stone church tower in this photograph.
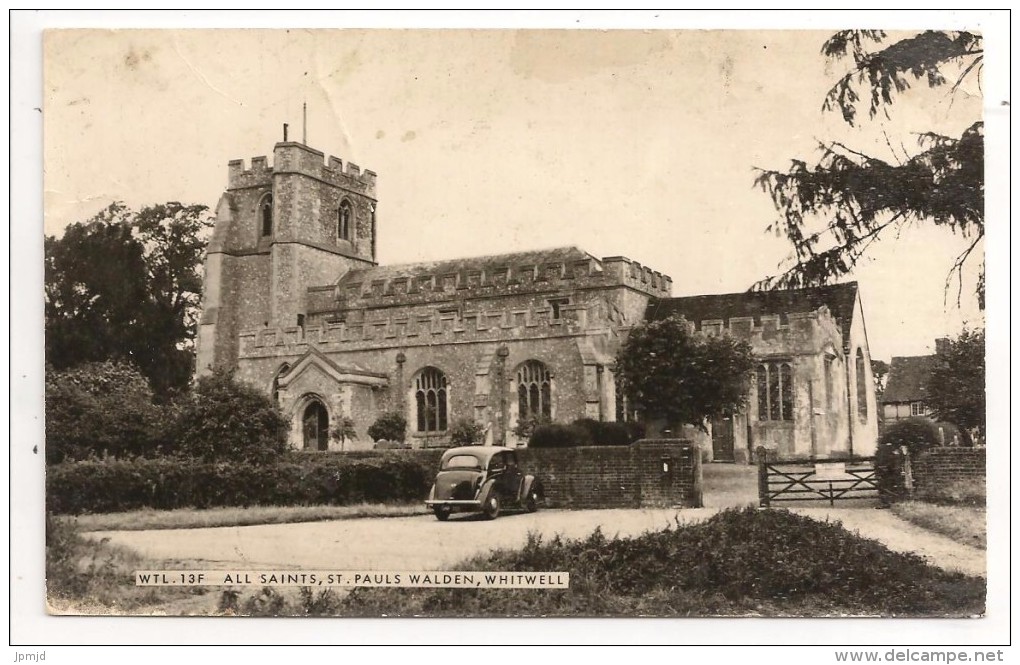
[196,141,378,373]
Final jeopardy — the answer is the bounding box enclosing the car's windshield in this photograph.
[443,454,483,470]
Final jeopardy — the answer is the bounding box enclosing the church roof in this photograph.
[882,354,936,404]
[335,246,598,285]
[646,282,860,351]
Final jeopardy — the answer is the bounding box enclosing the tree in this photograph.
[925,328,985,442]
[615,315,757,430]
[330,416,358,451]
[754,31,984,308]
[45,218,149,374]
[871,359,890,402]
[44,361,163,463]
[172,370,290,464]
[45,202,213,397]
[132,202,214,395]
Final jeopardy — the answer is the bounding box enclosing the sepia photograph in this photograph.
[11,8,1010,651]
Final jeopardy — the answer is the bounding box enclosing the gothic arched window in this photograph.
[258,193,273,237]
[856,348,868,421]
[271,363,291,406]
[756,360,794,421]
[414,367,448,433]
[517,360,552,421]
[338,200,353,242]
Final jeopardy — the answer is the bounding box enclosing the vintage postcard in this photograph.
[13,10,1010,650]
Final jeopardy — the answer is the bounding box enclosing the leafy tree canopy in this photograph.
[755,30,984,308]
[172,370,291,464]
[44,360,164,463]
[45,202,213,397]
[924,328,985,442]
[871,359,890,401]
[615,315,756,430]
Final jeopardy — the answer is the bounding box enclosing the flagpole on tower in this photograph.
[302,101,307,145]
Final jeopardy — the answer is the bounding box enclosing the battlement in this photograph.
[690,305,842,355]
[238,301,600,358]
[226,142,377,195]
[317,254,671,311]
[601,256,672,297]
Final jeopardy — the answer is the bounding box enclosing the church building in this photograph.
[196,140,878,462]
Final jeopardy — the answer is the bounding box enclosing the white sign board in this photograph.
[814,462,847,480]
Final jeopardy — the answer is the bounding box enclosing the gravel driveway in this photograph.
[85,465,985,577]
[89,507,713,571]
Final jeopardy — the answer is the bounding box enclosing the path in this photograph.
[84,463,985,578]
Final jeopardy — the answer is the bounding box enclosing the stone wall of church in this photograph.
[680,307,849,461]
[235,331,607,450]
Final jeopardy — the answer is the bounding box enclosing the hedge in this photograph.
[47,453,436,515]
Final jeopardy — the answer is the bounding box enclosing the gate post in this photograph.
[755,446,770,508]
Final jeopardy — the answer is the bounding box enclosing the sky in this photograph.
[42,23,995,362]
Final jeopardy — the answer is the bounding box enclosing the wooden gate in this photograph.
[756,447,879,507]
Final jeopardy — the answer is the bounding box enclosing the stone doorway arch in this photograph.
[302,399,330,451]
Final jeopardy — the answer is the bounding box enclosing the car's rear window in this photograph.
[443,454,482,470]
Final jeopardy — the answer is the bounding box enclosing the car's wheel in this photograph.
[433,506,451,522]
[524,490,539,513]
[482,495,500,520]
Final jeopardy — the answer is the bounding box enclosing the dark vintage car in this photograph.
[425,446,542,521]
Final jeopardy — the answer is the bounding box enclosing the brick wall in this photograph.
[335,440,702,509]
[911,447,985,490]
[518,440,702,509]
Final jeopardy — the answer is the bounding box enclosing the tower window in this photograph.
[259,193,273,237]
[338,200,353,242]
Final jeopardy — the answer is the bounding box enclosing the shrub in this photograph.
[46,453,436,514]
[623,420,647,442]
[571,419,633,446]
[513,414,552,440]
[881,417,942,457]
[341,506,985,617]
[529,423,591,448]
[45,361,163,463]
[368,412,407,443]
[373,440,410,450]
[449,418,485,446]
[876,418,942,503]
[171,370,290,464]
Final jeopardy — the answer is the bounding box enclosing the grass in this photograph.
[48,505,986,618]
[335,506,985,618]
[891,501,986,550]
[45,514,208,614]
[63,502,428,532]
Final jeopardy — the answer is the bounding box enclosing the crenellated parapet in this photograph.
[691,305,843,357]
[600,256,672,297]
[238,301,603,358]
[311,253,671,313]
[226,142,377,197]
